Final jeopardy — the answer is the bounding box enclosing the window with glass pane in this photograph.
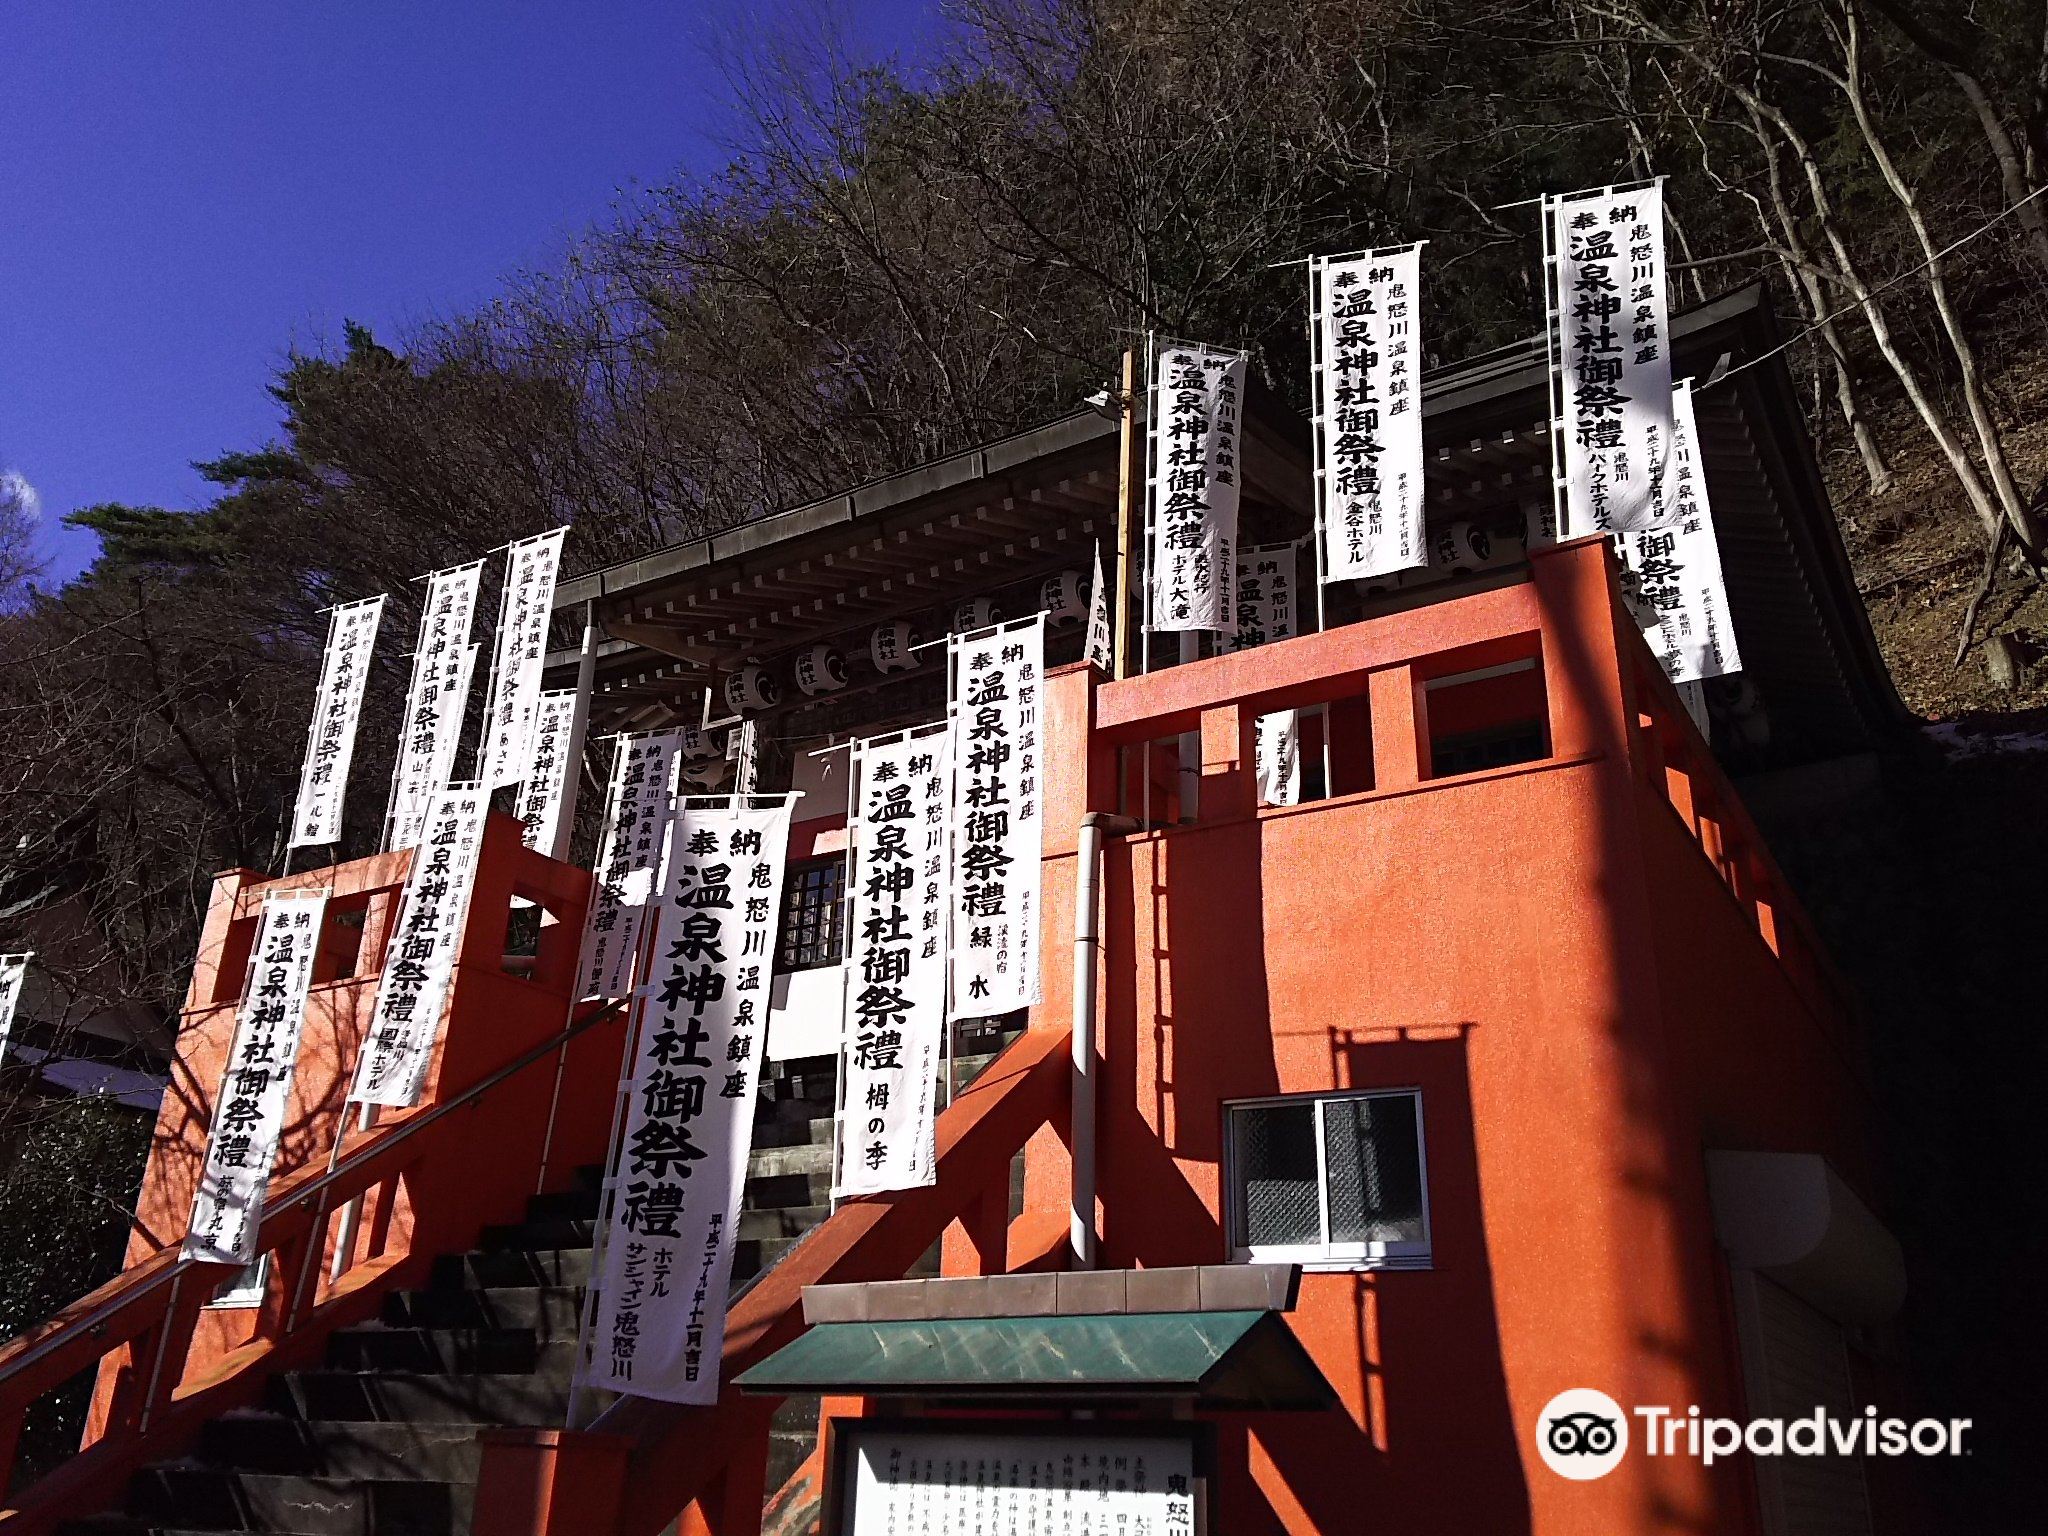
[1227,1090,1430,1268]
[777,857,845,971]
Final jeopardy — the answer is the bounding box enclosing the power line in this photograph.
[1699,183,2048,394]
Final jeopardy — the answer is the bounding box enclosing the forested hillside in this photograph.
[5,0,2048,1262]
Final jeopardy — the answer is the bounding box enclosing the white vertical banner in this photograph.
[1085,539,1113,674]
[583,795,795,1404]
[1551,183,1674,535]
[577,730,684,1001]
[393,642,480,851]
[1618,381,1743,685]
[949,616,1045,1017]
[1227,542,1298,653]
[1148,343,1246,633]
[514,689,580,852]
[290,596,385,849]
[1312,244,1426,580]
[1229,544,1303,807]
[349,784,490,1108]
[0,953,31,1063]
[836,728,951,1198]
[182,893,327,1264]
[389,563,482,850]
[480,527,568,789]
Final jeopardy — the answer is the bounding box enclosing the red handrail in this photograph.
[469,1021,1075,1536]
[0,997,624,1533]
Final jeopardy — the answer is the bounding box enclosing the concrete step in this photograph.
[381,1285,584,1335]
[324,1325,540,1376]
[196,1416,482,1485]
[735,1206,827,1242]
[126,1463,465,1535]
[268,1353,575,1427]
[430,1246,591,1292]
[746,1141,832,1180]
[479,1217,593,1252]
[763,1395,823,1512]
[520,1188,600,1224]
[732,1234,803,1282]
[59,1521,276,1536]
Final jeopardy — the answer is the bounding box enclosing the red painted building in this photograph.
[0,287,1917,1535]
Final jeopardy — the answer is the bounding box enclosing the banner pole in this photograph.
[1112,348,1139,681]
[549,601,601,862]
[1308,255,1330,636]
[1542,194,1568,542]
[828,741,862,1209]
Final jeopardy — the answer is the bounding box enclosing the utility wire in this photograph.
[1699,183,2048,394]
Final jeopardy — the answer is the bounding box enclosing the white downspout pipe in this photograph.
[1072,811,1140,1270]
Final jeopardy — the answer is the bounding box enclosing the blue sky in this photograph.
[1,2,941,583]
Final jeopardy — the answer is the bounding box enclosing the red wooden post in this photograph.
[1367,664,1429,789]
[471,1429,632,1536]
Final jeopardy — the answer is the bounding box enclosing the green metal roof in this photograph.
[735,1310,1337,1409]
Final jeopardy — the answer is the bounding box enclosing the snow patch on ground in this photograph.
[1924,720,2048,759]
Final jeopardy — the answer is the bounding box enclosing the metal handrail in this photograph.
[0,997,626,1393]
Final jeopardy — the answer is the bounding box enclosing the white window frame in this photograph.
[1224,1089,1432,1272]
[204,1252,270,1310]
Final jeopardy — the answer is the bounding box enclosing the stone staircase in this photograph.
[56,1076,848,1536]
[47,1040,1023,1536]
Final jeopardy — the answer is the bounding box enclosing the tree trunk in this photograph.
[1841,6,2044,559]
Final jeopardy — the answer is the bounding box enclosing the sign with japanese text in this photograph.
[1148,343,1245,632]
[480,527,568,789]
[1231,544,1302,807]
[349,784,489,1108]
[1553,184,1674,534]
[183,894,327,1264]
[1618,380,1743,685]
[1314,244,1425,580]
[389,563,481,850]
[1228,542,1297,654]
[392,642,478,851]
[289,596,384,848]
[841,1429,1198,1536]
[514,688,580,854]
[0,953,31,1064]
[577,730,683,1001]
[948,616,1045,1017]
[836,729,951,1198]
[1085,539,1113,674]
[584,796,794,1403]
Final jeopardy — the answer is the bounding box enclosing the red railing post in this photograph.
[1367,664,1429,789]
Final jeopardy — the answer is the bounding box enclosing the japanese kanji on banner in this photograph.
[389,563,481,850]
[577,730,683,1001]
[0,953,31,1063]
[514,689,580,854]
[1148,343,1246,633]
[1313,244,1425,580]
[392,643,478,851]
[582,796,794,1404]
[349,785,489,1108]
[480,527,568,789]
[1229,544,1303,807]
[290,595,384,848]
[1085,539,1113,674]
[1618,380,1743,685]
[949,616,1045,1017]
[183,893,327,1264]
[1552,183,1674,535]
[836,728,951,1198]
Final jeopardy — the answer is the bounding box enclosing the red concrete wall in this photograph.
[88,814,602,1441]
[1016,540,1883,1535]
